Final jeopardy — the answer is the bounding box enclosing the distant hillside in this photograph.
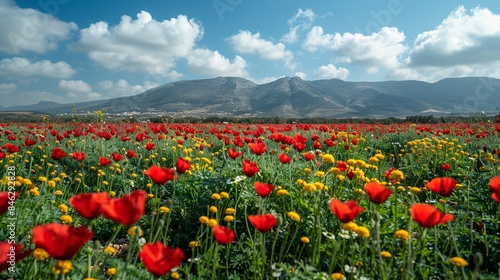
[2,76,499,118]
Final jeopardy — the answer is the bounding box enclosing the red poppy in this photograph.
[242,159,259,177]
[426,177,456,197]
[69,192,109,220]
[0,241,31,272]
[489,176,500,203]
[100,190,147,226]
[337,161,347,172]
[2,143,20,153]
[441,163,451,171]
[139,242,185,277]
[303,153,315,161]
[144,166,175,185]
[111,153,123,162]
[176,157,191,174]
[71,151,86,162]
[254,182,274,198]
[279,153,291,164]
[364,182,393,204]
[228,148,242,159]
[32,223,93,260]
[213,225,236,244]
[144,142,155,151]
[0,192,18,216]
[248,142,266,155]
[410,204,454,228]
[351,138,358,145]
[330,199,365,223]
[248,214,278,233]
[126,149,137,158]
[51,147,67,160]
[99,157,112,166]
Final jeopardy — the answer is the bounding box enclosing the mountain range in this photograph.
[2,76,499,118]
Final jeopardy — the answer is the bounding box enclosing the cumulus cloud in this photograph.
[73,12,202,75]
[0,57,76,78]
[409,6,500,67]
[98,79,158,97]
[303,26,407,73]
[0,82,16,94]
[294,72,307,79]
[282,8,316,43]
[186,49,248,77]
[227,30,295,70]
[315,64,349,80]
[0,0,77,54]
[58,80,92,93]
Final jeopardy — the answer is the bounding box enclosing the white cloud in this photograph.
[282,8,316,43]
[186,49,248,77]
[0,0,77,54]
[250,76,283,85]
[227,30,295,69]
[294,72,306,79]
[98,79,158,97]
[58,80,92,93]
[303,26,407,73]
[409,6,500,67]
[0,57,76,78]
[0,82,16,94]
[73,12,202,75]
[315,64,349,80]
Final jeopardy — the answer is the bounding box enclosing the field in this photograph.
[1,118,500,279]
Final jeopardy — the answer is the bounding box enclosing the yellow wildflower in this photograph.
[33,248,50,261]
[287,211,301,221]
[394,229,410,240]
[127,226,143,237]
[53,260,72,274]
[106,268,117,276]
[160,206,170,213]
[450,257,469,267]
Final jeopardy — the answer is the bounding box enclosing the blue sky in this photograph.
[1,0,500,106]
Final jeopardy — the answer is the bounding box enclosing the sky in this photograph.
[1,0,500,106]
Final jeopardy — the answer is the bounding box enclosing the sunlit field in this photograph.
[1,118,500,279]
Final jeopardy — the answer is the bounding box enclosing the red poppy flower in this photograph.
[364,182,393,204]
[213,225,236,244]
[441,163,451,171]
[71,151,86,162]
[99,157,112,166]
[176,157,191,174]
[330,199,365,223]
[32,223,93,260]
[0,192,18,216]
[228,148,242,159]
[51,147,67,160]
[279,153,291,164]
[410,204,454,228]
[426,177,456,197]
[111,153,123,162]
[242,159,259,177]
[248,214,278,233]
[69,192,109,220]
[139,242,185,277]
[337,161,347,172]
[144,166,175,185]
[100,190,147,226]
[254,182,274,198]
[144,142,155,151]
[0,241,31,272]
[303,153,315,161]
[2,143,20,153]
[489,176,500,203]
[248,142,266,155]
[126,149,137,158]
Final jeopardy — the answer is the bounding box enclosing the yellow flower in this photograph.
[38,176,47,182]
[171,272,180,279]
[300,236,310,244]
[189,241,199,248]
[225,208,236,215]
[58,204,68,213]
[209,206,218,213]
[342,222,358,232]
[199,216,209,224]
[207,219,218,228]
[303,168,312,175]
[394,229,410,240]
[314,171,325,178]
[53,260,73,275]
[303,183,317,192]
[331,272,345,280]
[287,211,301,221]
[54,190,63,195]
[355,226,370,238]
[381,251,392,259]
[277,189,289,196]
[160,206,170,213]
[147,193,154,198]
[322,154,335,163]
[220,192,229,199]
[389,169,404,182]
[409,187,422,195]
[60,215,72,224]
[29,187,39,196]
[329,167,342,176]
[22,179,32,185]
[224,215,234,222]
[127,226,143,237]
[450,257,469,267]
[104,246,116,255]
[106,268,117,276]
[211,193,221,200]
[33,248,50,261]
[47,180,56,187]
[397,186,406,192]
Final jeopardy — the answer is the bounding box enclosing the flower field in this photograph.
[1,119,500,279]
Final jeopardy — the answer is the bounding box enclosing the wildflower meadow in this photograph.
[1,117,500,279]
